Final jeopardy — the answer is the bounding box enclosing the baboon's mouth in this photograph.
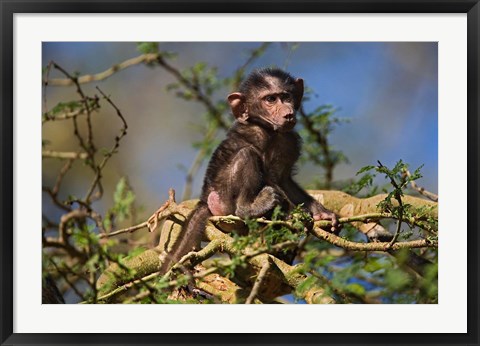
[277,120,296,132]
[284,119,296,128]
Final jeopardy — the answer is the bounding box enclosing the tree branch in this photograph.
[94,190,437,302]
[404,169,439,202]
[246,259,271,304]
[42,150,88,160]
[47,53,161,86]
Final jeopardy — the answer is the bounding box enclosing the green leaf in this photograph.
[409,164,424,181]
[364,258,385,273]
[72,228,89,247]
[110,177,136,222]
[137,42,159,54]
[356,165,376,175]
[345,283,366,296]
[50,101,82,115]
[192,62,207,74]
[271,205,285,221]
[385,268,411,290]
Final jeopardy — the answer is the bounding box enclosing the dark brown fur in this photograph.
[160,68,338,272]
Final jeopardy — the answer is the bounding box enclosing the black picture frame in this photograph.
[1,1,478,345]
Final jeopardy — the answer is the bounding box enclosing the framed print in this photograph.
[1,1,479,345]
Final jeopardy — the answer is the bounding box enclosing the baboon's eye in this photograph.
[265,95,277,104]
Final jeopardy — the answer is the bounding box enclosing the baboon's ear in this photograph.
[293,78,304,109]
[228,92,249,123]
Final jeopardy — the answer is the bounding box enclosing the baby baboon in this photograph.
[161,68,338,272]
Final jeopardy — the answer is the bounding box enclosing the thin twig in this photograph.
[43,237,85,259]
[298,106,334,188]
[182,126,217,200]
[42,103,101,124]
[156,55,228,130]
[100,189,177,238]
[404,169,438,202]
[84,87,128,203]
[123,291,152,304]
[245,259,271,304]
[377,161,404,248]
[96,86,128,129]
[58,209,88,243]
[42,187,70,211]
[51,159,75,195]
[52,62,96,154]
[99,221,149,239]
[310,226,437,251]
[42,61,53,113]
[50,260,85,300]
[42,151,88,160]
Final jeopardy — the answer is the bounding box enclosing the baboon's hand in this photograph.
[311,202,340,233]
[258,186,283,211]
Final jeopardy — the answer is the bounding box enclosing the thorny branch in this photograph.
[84,87,128,203]
[43,62,131,301]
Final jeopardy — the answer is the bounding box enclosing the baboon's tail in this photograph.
[159,202,211,273]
